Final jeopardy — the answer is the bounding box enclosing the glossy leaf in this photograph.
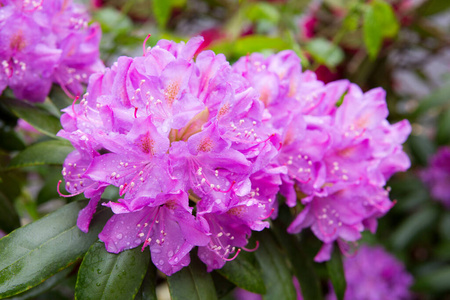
[135,263,157,300]
[75,241,150,300]
[271,222,323,300]
[305,38,344,68]
[8,140,74,169]
[326,246,346,300]
[0,201,112,298]
[216,251,266,294]
[254,230,296,300]
[9,267,72,300]
[3,98,62,138]
[246,3,280,24]
[167,255,218,300]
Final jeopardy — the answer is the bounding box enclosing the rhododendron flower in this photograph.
[58,37,279,275]
[420,146,450,208]
[327,245,413,300]
[233,50,411,261]
[0,0,103,102]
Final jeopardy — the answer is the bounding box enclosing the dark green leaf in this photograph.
[436,108,450,145]
[0,127,25,151]
[9,267,72,300]
[326,246,346,300]
[8,140,74,169]
[414,266,450,292]
[271,222,323,300]
[135,263,157,300]
[3,98,62,138]
[217,251,265,294]
[167,255,218,300]
[75,241,150,300]
[411,79,450,118]
[211,271,236,299]
[407,135,435,166]
[0,200,112,298]
[391,206,439,250]
[254,230,296,300]
[0,191,21,233]
[418,0,450,16]
[305,38,344,68]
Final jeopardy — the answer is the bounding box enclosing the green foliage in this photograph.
[363,0,399,59]
[167,254,218,300]
[305,38,345,68]
[75,241,150,300]
[0,201,112,298]
[326,247,346,300]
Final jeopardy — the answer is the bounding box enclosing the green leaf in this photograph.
[391,206,439,250]
[411,78,450,118]
[305,38,344,68]
[254,230,296,300]
[0,200,112,298]
[418,0,450,16]
[8,140,74,169]
[135,263,157,300]
[414,266,450,292]
[0,127,25,151]
[9,267,72,300]
[93,7,133,35]
[407,135,435,166]
[326,246,346,300]
[217,251,266,294]
[3,98,62,138]
[246,3,280,24]
[436,108,450,145]
[0,191,21,233]
[271,222,323,300]
[167,255,218,300]
[152,0,172,29]
[234,35,290,57]
[75,241,150,300]
[363,0,399,59]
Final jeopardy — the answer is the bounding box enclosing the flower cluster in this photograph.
[327,245,413,300]
[232,51,411,261]
[0,0,103,102]
[420,146,450,208]
[59,37,410,275]
[58,37,279,275]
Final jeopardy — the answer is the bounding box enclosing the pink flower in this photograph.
[233,51,411,261]
[327,245,413,300]
[0,0,103,102]
[58,37,279,275]
[420,146,450,208]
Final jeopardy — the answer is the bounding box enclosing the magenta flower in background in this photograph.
[420,146,450,208]
[0,0,103,102]
[233,51,411,261]
[58,37,279,275]
[327,245,413,300]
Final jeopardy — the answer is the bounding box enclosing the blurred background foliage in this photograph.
[1,0,450,299]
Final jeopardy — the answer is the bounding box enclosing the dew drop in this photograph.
[159,260,164,265]
[116,233,123,239]
[153,248,161,254]
[168,250,174,258]
[96,283,101,287]
[97,269,102,274]
[134,239,142,244]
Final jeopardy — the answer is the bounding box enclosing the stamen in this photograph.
[223,248,241,261]
[143,34,151,56]
[242,241,259,252]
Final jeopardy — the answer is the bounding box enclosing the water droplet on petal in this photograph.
[159,260,164,265]
[153,248,161,254]
[116,233,123,239]
[168,251,174,258]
